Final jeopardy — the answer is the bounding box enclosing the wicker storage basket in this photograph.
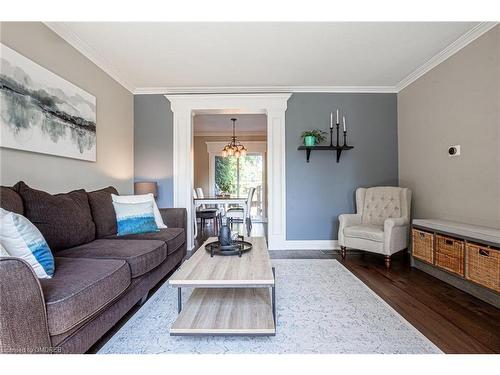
[466,243,500,292]
[435,234,464,276]
[412,228,434,264]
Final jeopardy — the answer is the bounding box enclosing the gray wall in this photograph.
[398,25,500,228]
[134,95,174,208]
[0,22,134,194]
[286,93,398,240]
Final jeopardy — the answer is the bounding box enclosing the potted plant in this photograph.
[301,129,327,146]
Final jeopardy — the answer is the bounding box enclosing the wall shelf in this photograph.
[297,145,354,163]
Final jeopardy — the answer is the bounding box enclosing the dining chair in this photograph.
[194,188,220,236]
[226,187,255,236]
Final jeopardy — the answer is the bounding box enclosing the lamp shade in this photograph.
[134,181,158,198]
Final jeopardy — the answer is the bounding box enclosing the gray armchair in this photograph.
[338,186,412,268]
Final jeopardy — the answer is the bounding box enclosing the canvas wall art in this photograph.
[0,43,96,161]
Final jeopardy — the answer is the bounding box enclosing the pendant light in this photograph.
[221,118,247,158]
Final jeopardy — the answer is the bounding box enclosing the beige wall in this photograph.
[0,22,134,194]
[398,25,500,228]
[193,135,266,195]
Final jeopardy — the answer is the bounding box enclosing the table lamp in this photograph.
[134,181,158,199]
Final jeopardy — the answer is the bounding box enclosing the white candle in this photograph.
[343,116,346,132]
[330,112,333,129]
[336,109,339,124]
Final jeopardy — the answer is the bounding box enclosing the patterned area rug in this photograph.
[99,259,441,354]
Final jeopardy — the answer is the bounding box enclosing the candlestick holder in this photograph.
[343,130,347,146]
[336,123,340,147]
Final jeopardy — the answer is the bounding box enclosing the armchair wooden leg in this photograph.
[384,255,391,270]
[340,246,346,259]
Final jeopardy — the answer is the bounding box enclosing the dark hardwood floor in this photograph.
[196,222,500,354]
[89,221,499,354]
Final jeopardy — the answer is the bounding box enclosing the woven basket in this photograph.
[466,243,500,292]
[435,234,464,276]
[412,228,434,264]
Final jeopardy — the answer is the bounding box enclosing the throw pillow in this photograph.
[16,181,96,252]
[112,201,160,236]
[0,243,9,256]
[111,193,167,229]
[87,186,119,238]
[0,208,55,278]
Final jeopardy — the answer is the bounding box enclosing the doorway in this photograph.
[166,93,291,250]
[194,114,267,223]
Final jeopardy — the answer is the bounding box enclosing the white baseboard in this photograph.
[271,240,340,250]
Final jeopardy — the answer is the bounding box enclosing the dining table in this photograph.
[193,196,249,237]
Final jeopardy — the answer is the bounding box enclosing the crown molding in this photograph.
[395,22,498,92]
[194,131,266,137]
[44,22,135,93]
[45,21,497,95]
[136,85,397,94]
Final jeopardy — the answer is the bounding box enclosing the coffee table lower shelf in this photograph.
[170,288,276,336]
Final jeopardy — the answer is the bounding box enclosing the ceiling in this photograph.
[194,114,267,136]
[45,22,495,93]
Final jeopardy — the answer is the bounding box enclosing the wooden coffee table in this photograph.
[168,236,276,336]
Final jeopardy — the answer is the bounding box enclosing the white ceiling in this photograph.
[194,114,266,136]
[45,22,495,93]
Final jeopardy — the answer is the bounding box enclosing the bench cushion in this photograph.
[57,239,167,278]
[40,257,130,335]
[105,228,185,255]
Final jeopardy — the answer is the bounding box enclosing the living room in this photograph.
[0,1,499,373]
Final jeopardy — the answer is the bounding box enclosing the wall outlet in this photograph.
[448,145,461,157]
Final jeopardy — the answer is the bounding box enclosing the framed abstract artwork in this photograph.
[0,43,96,161]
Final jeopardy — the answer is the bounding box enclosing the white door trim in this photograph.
[166,93,291,250]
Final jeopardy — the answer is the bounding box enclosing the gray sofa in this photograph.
[0,182,187,354]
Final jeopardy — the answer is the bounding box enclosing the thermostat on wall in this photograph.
[448,145,461,157]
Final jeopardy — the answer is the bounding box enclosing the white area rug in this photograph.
[99,259,441,354]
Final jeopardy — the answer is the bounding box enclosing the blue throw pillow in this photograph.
[112,201,159,236]
[0,208,55,278]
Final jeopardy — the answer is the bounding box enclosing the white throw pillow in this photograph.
[0,243,9,256]
[0,208,55,278]
[111,193,167,228]
[112,201,159,236]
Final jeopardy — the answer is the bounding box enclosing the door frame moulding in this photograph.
[166,93,291,250]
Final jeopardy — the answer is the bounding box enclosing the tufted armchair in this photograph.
[338,187,412,269]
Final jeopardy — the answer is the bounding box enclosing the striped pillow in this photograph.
[0,208,55,278]
[112,201,159,236]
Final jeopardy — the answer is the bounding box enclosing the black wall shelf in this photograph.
[298,145,354,163]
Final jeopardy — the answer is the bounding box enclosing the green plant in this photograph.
[300,129,327,144]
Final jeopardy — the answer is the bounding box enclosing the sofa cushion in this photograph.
[0,186,24,214]
[16,182,96,252]
[39,257,130,335]
[57,239,167,278]
[105,228,185,255]
[344,224,384,242]
[87,186,118,238]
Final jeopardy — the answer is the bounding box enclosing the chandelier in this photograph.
[221,118,247,158]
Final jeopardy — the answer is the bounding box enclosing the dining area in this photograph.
[192,187,256,238]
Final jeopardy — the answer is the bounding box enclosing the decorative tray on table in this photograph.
[205,235,253,257]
